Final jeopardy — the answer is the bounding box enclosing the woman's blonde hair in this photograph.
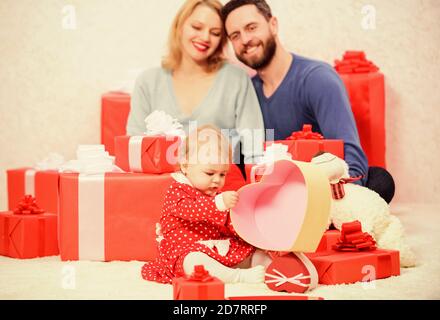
[162,0,227,73]
[181,124,232,166]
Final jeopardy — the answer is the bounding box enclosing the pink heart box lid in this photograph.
[230,160,331,252]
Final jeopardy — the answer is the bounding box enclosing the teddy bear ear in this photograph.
[311,152,349,182]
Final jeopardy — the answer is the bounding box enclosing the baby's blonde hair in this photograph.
[181,124,232,166]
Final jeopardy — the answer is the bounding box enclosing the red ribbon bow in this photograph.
[334,51,379,74]
[286,124,324,141]
[333,221,377,252]
[13,195,45,215]
[331,176,364,200]
[187,265,213,282]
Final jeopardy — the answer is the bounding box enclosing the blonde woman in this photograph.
[127,0,265,187]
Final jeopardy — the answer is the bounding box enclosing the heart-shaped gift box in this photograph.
[231,159,331,252]
[265,252,319,293]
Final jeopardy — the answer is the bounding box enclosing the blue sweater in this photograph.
[252,53,368,184]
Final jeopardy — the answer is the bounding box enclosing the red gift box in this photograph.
[59,172,173,261]
[222,164,246,191]
[7,168,59,214]
[306,249,400,285]
[114,135,180,174]
[0,209,58,259]
[265,253,318,294]
[334,51,386,168]
[101,92,131,156]
[173,266,225,300]
[315,230,341,252]
[265,125,344,163]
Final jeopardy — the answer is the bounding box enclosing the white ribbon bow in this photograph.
[34,152,65,171]
[144,110,186,138]
[265,269,311,288]
[59,145,123,174]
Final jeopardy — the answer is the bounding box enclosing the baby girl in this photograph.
[141,125,266,284]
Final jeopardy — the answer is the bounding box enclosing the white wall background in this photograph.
[0,0,439,210]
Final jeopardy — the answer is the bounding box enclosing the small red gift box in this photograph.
[265,125,344,162]
[59,172,173,261]
[334,51,386,168]
[173,266,225,300]
[0,197,58,259]
[7,168,59,214]
[114,135,180,174]
[315,230,341,252]
[265,253,318,294]
[101,92,131,156]
[306,249,400,285]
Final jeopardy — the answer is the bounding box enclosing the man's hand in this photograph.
[222,191,239,209]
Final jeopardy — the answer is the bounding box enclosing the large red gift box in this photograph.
[335,51,386,168]
[265,125,344,163]
[101,92,131,156]
[173,266,224,300]
[306,249,400,285]
[59,172,172,261]
[7,168,59,214]
[0,211,58,259]
[114,135,180,174]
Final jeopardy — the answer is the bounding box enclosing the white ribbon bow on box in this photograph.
[144,110,186,138]
[265,269,311,288]
[60,145,123,175]
[24,153,66,197]
[126,111,185,172]
[34,152,66,171]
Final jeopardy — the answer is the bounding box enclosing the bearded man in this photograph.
[222,0,395,203]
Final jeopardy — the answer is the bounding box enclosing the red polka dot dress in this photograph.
[141,174,255,284]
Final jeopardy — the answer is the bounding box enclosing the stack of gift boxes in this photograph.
[2,112,180,262]
[1,50,397,299]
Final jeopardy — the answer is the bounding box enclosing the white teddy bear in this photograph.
[311,153,416,267]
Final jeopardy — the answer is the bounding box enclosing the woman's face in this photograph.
[180,5,223,65]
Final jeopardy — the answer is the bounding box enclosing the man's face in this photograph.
[225,4,277,70]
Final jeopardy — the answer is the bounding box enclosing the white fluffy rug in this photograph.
[1,203,440,300]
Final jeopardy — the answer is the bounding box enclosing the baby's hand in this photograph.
[222,191,239,209]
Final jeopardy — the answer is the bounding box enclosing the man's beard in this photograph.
[237,35,277,70]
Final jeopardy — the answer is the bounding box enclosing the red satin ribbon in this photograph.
[186,265,213,282]
[333,221,377,251]
[286,124,324,141]
[331,176,364,200]
[13,195,45,215]
[334,51,379,74]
